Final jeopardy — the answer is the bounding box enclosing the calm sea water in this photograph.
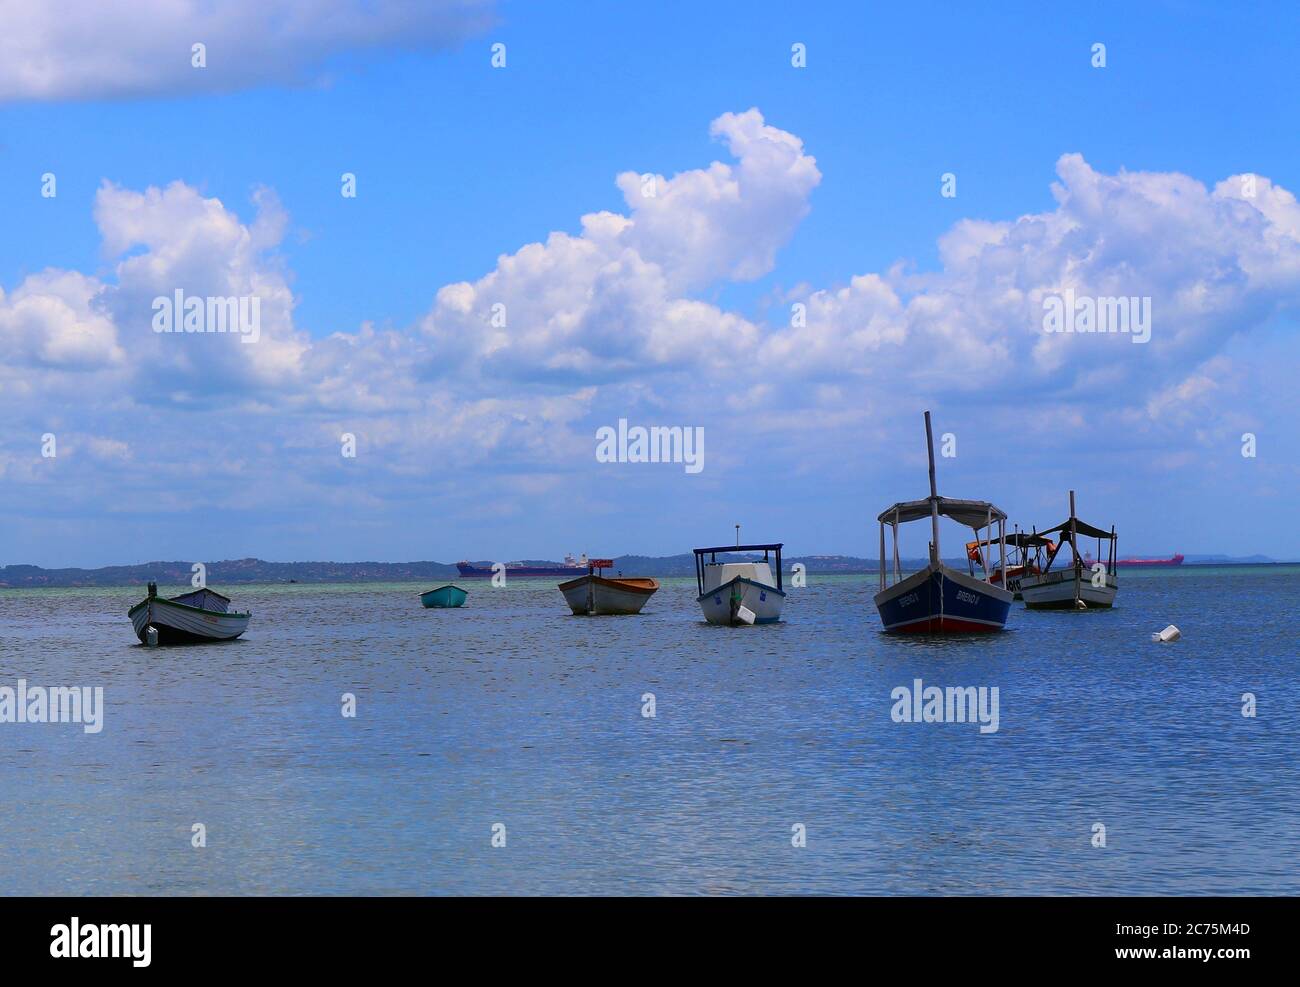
[1,567,1297,896]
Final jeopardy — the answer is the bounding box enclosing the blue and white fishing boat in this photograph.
[419,584,468,608]
[694,542,785,625]
[873,412,1013,633]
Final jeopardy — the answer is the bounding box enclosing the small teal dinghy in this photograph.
[420,584,468,608]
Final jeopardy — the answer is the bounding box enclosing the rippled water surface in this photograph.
[1,567,1297,895]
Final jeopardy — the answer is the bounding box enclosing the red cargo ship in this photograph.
[1084,552,1183,568]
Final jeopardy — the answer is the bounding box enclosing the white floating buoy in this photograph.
[1151,624,1181,643]
[146,626,159,647]
[735,605,757,625]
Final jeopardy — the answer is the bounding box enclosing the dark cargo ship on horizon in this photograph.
[457,554,589,578]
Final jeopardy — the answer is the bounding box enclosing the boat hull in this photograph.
[128,598,250,644]
[696,576,785,626]
[1020,569,1118,609]
[558,575,658,615]
[992,564,1039,601]
[873,563,1013,633]
[420,585,468,608]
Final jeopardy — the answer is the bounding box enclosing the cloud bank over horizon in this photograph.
[3,109,1297,565]
[0,0,496,102]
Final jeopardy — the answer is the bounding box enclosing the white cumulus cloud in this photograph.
[4,111,1300,555]
[0,0,495,102]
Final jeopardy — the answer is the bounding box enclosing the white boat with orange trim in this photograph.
[558,559,659,615]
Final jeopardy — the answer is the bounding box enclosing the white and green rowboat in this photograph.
[128,583,251,644]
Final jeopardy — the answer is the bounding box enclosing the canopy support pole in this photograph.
[984,506,992,580]
[879,522,886,591]
[1069,489,1081,606]
[892,514,901,583]
[999,518,1006,589]
[924,411,940,566]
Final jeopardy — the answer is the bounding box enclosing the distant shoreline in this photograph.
[1,555,1295,589]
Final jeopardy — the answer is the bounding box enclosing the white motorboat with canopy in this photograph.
[694,542,785,625]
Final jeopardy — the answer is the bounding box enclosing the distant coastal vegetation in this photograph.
[0,554,1289,588]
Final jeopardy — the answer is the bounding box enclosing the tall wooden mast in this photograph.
[924,411,940,565]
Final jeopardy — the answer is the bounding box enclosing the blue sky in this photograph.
[2,0,1298,567]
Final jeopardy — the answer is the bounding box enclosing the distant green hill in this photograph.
[2,552,1287,588]
[1,554,887,587]
[0,558,459,588]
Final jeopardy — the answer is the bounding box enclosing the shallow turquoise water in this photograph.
[1,568,1296,895]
